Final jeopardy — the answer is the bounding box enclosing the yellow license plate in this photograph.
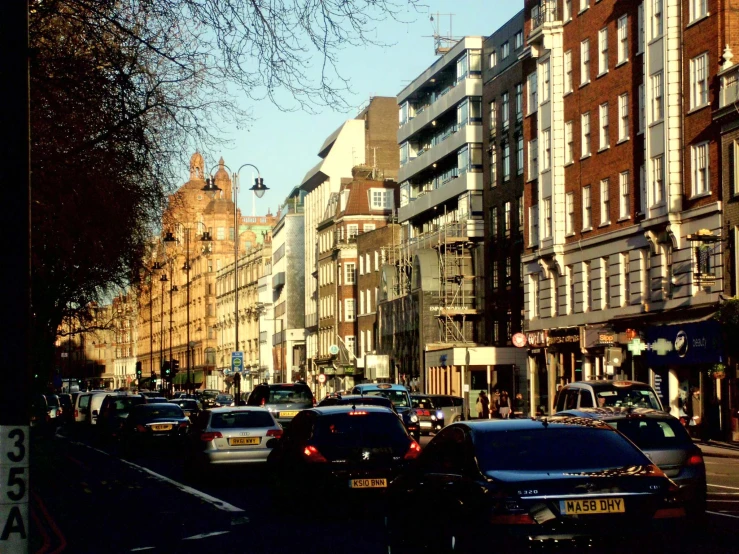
[561,498,625,515]
[279,411,299,418]
[229,437,260,446]
[349,478,387,489]
[151,424,172,431]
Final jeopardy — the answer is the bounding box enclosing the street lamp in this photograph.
[204,161,268,402]
[142,261,163,388]
[159,272,168,392]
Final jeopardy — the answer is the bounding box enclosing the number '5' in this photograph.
[7,467,25,501]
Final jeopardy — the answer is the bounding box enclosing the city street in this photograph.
[28,429,739,554]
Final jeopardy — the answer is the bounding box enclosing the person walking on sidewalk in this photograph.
[497,391,512,419]
[477,391,490,419]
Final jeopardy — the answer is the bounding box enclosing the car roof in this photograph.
[459,417,616,433]
[556,407,676,420]
[311,405,396,415]
[564,380,653,389]
[352,383,408,391]
[207,406,270,413]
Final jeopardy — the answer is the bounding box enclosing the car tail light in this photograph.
[653,507,686,519]
[260,398,266,406]
[312,395,317,407]
[135,424,147,432]
[404,439,422,460]
[178,422,189,429]
[686,453,703,466]
[75,409,79,418]
[645,464,667,478]
[348,411,368,416]
[267,429,283,438]
[200,431,223,442]
[490,514,536,525]
[302,445,328,463]
[58,407,63,416]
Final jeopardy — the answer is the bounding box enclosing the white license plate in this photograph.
[420,421,432,428]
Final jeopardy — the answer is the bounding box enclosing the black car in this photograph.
[96,394,146,441]
[247,381,315,429]
[268,406,421,500]
[350,383,420,441]
[120,403,190,454]
[410,394,445,435]
[317,394,397,412]
[386,418,687,551]
[170,398,202,422]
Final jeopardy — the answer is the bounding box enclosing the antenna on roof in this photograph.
[424,12,456,55]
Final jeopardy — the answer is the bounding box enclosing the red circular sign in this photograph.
[317,374,326,384]
[512,333,528,348]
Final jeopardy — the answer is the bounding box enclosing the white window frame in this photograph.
[565,120,574,164]
[617,15,628,64]
[690,53,709,109]
[651,71,663,122]
[618,94,629,141]
[527,72,538,114]
[489,50,497,69]
[370,188,393,210]
[344,298,356,322]
[690,0,707,22]
[502,92,509,129]
[517,135,524,175]
[598,28,608,75]
[652,0,663,39]
[566,192,575,235]
[528,138,538,180]
[619,171,630,219]
[583,185,592,230]
[600,178,610,226]
[503,141,511,181]
[502,41,510,59]
[599,103,609,150]
[359,289,365,314]
[637,3,645,54]
[363,224,375,233]
[344,262,356,284]
[541,128,551,171]
[347,224,359,238]
[540,59,550,104]
[374,251,379,272]
[358,256,364,276]
[580,0,589,13]
[564,50,573,94]
[563,0,572,21]
[345,335,355,356]
[581,112,591,157]
[489,99,497,129]
[639,84,645,133]
[651,155,665,207]
[515,83,523,121]
[514,31,523,49]
[543,197,552,239]
[581,39,590,85]
[692,141,710,196]
[529,205,539,246]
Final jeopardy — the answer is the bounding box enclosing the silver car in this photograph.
[185,407,283,478]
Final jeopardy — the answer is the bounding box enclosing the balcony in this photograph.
[398,124,483,183]
[398,171,483,223]
[529,1,557,40]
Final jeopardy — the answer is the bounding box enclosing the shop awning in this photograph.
[172,370,204,385]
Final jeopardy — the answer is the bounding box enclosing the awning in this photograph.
[172,370,204,385]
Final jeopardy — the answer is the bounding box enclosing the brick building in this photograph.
[521,0,730,427]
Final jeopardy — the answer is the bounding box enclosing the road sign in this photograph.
[231,351,244,373]
[317,374,326,384]
[512,333,527,348]
[328,345,339,356]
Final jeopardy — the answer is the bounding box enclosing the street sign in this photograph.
[328,345,340,356]
[231,351,244,373]
[317,373,326,384]
[512,333,527,348]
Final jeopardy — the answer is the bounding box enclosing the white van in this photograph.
[88,392,112,425]
[74,390,107,424]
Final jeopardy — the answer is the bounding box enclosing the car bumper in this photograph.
[198,449,271,465]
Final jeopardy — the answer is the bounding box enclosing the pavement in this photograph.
[695,439,739,459]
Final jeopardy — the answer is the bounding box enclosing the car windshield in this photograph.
[608,418,692,449]
[45,395,60,407]
[361,390,410,409]
[268,386,312,404]
[412,397,434,409]
[110,397,145,411]
[210,411,274,429]
[314,412,408,448]
[596,387,662,410]
[475,427,648,473]
[132,405,184,419]
[216,395,233,403]
[202,390,219,401]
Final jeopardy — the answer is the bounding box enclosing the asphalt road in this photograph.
[27,428,739,554]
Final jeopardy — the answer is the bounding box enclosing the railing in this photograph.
[720,65,739,109]
[530,1,557,33]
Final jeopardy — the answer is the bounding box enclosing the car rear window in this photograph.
[596,387,662,410]
[210,411,274,429]
[45,396,60,407]
[132,405,184,419]
[412,397,435,409]
[475,427,648,472]
[314,412,408,448]
[111,397,145,411]
[175,400,199,410]
[360,390,410,409]
[609,418,692,449]
[268,386,312,404]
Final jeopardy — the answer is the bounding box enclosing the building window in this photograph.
[600,179,610,225]
[489,146,497,185]
[370,189,393,210]
[518,197,524,232]
[540,60,550,104]
[514,31,523,49]
[502,41,510,58]
[543,197,552,239]
[515,83,523,121]
[598,28,608,75]
[374,251,379,272]
[345,335,355,356]
[617,15,628,63]
[566,192,575,235]
[690,53,709,109]
[599,103,609,150]
[365,253,371,271]
[619,171,630,219]
[490,207,498,238]
[540,129,551,172]
[563,0,572,21]
[567,265,576,314]
[503,142,510,181]
[527,72,537,114]
[581,39,590,85]
[618,94,629,141]
[638,84,645,133]
[345,263,356,284]
[637,3,644,54]
[651,155,665,206]
[489,50,497,68]
[564,50,573,93]
[734,141,739,196]
[652,0,663,38]
[347,224,359,238]
[651,71,663,122]
[504,202,511,237]
[529,205,539,246]
[359,289,365,314]
[690,0,707,22]
[565,121,574,164]
[602,257,610,309]
[585,262,592,312]
[580,0,589,12]
[622,253,631,306]
[528,138,538,179]
[217,227,225,240]
[344,299,355,322]
[581,112,591,157]
[359,256,364,276]
[517,136,524,175]
[502,92,509,129]
[492,260,499,288]
[505,257,512,285]
[489,99,497,129]
[692,142,710,196]
[583,185,592,229]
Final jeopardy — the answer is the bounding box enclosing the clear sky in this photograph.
[195,1,523,217]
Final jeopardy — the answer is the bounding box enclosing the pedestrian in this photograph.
[491,389,501,418]
[513,393,525,418]
[497,391,512,419]
[476,391,490,419]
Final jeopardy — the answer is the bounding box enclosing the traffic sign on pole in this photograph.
[231,351,244,373]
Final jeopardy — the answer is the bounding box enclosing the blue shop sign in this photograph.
[645,320,722,366]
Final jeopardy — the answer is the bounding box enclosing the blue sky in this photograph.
[195,1,523,217]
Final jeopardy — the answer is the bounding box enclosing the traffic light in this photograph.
[135,361,142,379]
[172,359,180,374]
[163,360,171,377]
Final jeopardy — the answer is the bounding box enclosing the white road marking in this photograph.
[707,510,739,519]
[130,548,156,551]
[707,492,739,496]
[707,484,739,490]
[183,531,230,540]
[70,440,246,514]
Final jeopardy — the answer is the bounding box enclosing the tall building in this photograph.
[381,36,526,405]
[299,97,399,389]
[521,0,728,422]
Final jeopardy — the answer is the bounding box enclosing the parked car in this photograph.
[31,394,53,432]
[268,406,420,501]
[44,394,64,424]
[120,403,190,454]
[386,418,688,551]
[317,394,396,412]
[427,394,465,423]
[410,394,445,435]
[554,407,707,524]
[246,381,315,429]
[350,383,420,441]
[185,407,283,479]
[554,380,664,413]
[96,394,146,441]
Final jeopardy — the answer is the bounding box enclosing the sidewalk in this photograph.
[694,439,739,459]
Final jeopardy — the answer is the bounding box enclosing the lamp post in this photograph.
[144,261,163,387]
[204,161,268,402]
[169,271,178,393]
[160,272,168,392]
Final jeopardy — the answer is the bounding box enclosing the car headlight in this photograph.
[436,410,444,420]
[410,414,419,423]
[431,415,437,421]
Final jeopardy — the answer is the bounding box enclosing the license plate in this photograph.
[561,498,625,515]
[349,478,387,489]
[151,424,172,431]
[279,411,299,418]
[229,437,260,446]
[420,421,432,428]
